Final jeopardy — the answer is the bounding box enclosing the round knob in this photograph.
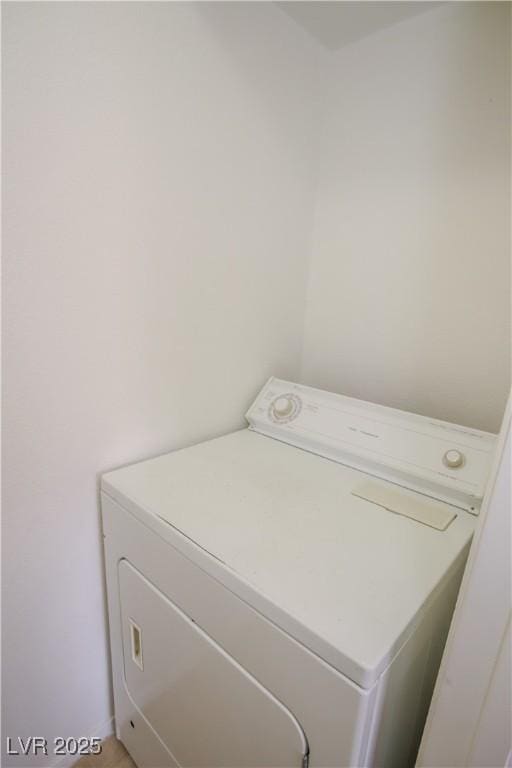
[268,393,302,423]
[443,449,465,469]
[273,396,294,417]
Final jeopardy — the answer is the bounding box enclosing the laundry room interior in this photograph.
[2,2,511,768]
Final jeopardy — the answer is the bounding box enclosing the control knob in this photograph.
[273,397,294,417]
[269,393,302,423]
[443,449,465,469]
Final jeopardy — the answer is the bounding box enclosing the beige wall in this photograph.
[2,3,320,763]
[301,3,511,433]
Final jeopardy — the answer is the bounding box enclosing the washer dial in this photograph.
[268,393,302,424]
[443,449,465,469]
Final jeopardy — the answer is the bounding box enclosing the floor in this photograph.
[73,737,136,768]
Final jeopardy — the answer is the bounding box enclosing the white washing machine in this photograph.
[101,378,497,768]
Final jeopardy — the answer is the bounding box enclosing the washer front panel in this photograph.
[102,493,374,767]
[119,560,308,768]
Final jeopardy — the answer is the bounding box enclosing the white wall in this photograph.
[1,3,321,763]
[301,3,511,433]
[417,406,511,767]
[3,2,511,764]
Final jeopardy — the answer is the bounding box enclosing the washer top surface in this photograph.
[102,429,475,688]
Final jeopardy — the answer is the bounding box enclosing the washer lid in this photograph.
[102,429,476,689]
[246,378,497,513]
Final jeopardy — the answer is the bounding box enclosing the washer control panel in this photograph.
[246,378,497,513]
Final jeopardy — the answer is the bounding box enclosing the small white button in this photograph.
[273,396,294,417]
[443,449,465,469]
